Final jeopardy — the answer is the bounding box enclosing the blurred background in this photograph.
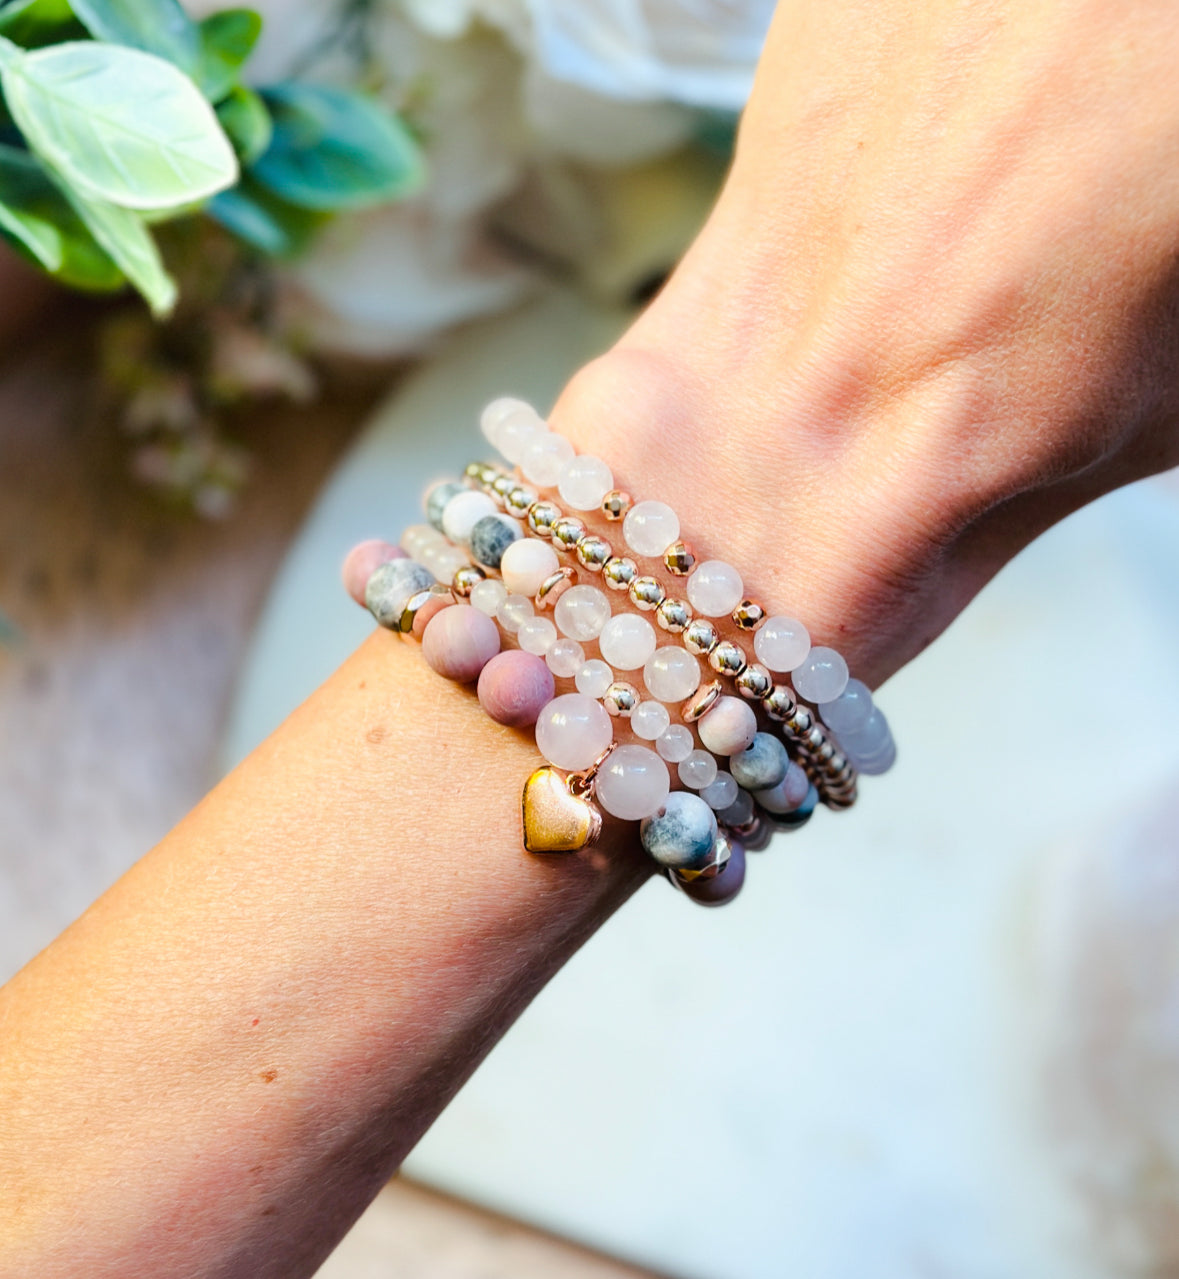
[3,3,1179,1277]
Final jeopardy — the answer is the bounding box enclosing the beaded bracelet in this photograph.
[343,398,895,907]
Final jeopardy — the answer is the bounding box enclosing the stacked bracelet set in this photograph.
[343,397,896,907]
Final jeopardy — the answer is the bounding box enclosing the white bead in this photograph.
[500,538,559,597]
[685,560,744,617]
[546,638,585,678]
[480,396,532,446]
[442,490,498,545]
[575,659,614,698]
[753,615,811,672]
[521,432,575,487]
[419,542,469,581]
[700,771,739,810]
[678,749,718,790]
[534,693,614,771]
[792,646,850,703]
[557,455,613,511]
[554,584,611,641]
[631,700,671,741]
[594,744,670,820]
[598,613,657,670]
[470,578,507,616]
[622,500,679,558]
[400,522,444,558]
[497,405,546,464]
[655,723,694,763]
[643,646,701,703]
[497,594,534,634]
[697,695,757,755]
[517,616,557,655]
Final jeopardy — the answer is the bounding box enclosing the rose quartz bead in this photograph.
[594,744,670,820]
[477,650,555,727]
[341,539,405,606]
[422,605,501,683]
[535,693,613,770]
[697,695,757,755]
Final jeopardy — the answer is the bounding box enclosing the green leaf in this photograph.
[207,176,326,257]
[253,83,423,211]
[196,9,261,102]
[68,0,199,73]
[0,0,86,47]
[216,84,271,165]
[0,39,239,210]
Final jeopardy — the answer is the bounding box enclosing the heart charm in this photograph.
[521,766,602,853]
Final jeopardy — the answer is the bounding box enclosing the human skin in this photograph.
[3,2,1179,1275]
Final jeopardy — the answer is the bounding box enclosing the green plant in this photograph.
[0,0,423,315]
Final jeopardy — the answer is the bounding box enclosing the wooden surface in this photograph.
[0,303,655,1279]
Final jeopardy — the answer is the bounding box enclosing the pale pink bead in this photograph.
[594,744,670,820]
[410,594,454,639]
[697,695,758,755]
[341,540,405,606]
[477,650,555,728]
[535,693,614,770]
[422,605,501,683]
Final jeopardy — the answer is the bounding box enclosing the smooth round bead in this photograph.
[551,516,586,552]
[554,584,611,641]
[452,564,486,598]
[505,486,538,518]
[631,700,671,741]
[682,617,718,656]
[603,681,640,718]
[557,455,614,511]
[496,594,534,634]
[854,737,897,776]
[755,762,813,814]
[469,578,508,617]
[576,535,612,573]
[418,541,470,582]
[717,788,755,827]
[629,576,665,610]
[656,597,692,633]
[735,662,773,700]
[595,744,670,820]
[598,613,657,671]
[729,732,789,791]
[534,693,614,771]
[601,490,631,521]
[575,658,614,698]
[469,513,522,570]
[500,538,560,598]
[623,500,680,558]
[421,605,500,683]
[365,559,435,628]
[480,396,532,445]
[545,638,585,679]
[792,646,850,703]
[342,539,404,606]
[682,837,745,906]
[521,431,575,486]
[754,615,812,673]
[602,556,638,591]
[820,678,875,734]
[477,650,555,727]
[686,560,744,617]
[643,646,702,703]
[655,723,694,763]
[640,790,718,870]
[496,405,546,464]
[678,749,718,790]
[700,771,739,811]
[516,615,558,656]
[697,695,757,756]
[442,490,498,544]
[708,639,747,678]
[425,480,465,531]
[400,522,444,558]
[526,500,562,537]
[408,587,455,638]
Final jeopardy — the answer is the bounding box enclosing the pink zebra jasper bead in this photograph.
[477,650,555,728]
[422,605,500,683]
[342,539,406,606]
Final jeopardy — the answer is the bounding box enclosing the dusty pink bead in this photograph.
[477,650,556,727]
[422,605,500,683]
[342,539,406,606]
[410,593,454,639]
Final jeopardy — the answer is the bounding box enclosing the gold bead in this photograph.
[708,639,747,678]
[656,597,692,632]
[552,516,586,552]
[576,534,612,572]
[602,556,637,591]
[682,618,718,656]
[491,473,516,502]
[535,566,576,609]
[664,540,696,576]
[682,679,723,722]
[629,575,665,610]
[451,564,486,598]
[463,461,483,483]
[601,489,631,521]
[505,486,537,517]
[732,599,766,631]
[527,500,562,536]
[763,684,797,720]
[735,662,772,700]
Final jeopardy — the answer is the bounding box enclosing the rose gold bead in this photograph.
[600,489,631,521]
[535,566,576,608]
[664,540,696,576]
[682,679,723,722]
[732,599,766,630]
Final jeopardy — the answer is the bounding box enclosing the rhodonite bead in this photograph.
[442,490,498,544]
[469,513,522,570]
[480,396,532,446]
[686,560,743,617]
[729,732,789,791]
[754,761,812,813]
[630,700,671,741]
[342,539,405,606]
[545,638,585,678]
[554,584,611,641]
[470,577,508,616]
[792,646,850,703]
[521,431,575,486]
[425,480,465,531]
[496,594,535,634]
[623,500,679,557]
[558,455,614,511]
[422,604,500,683]
[639,790,718,870]
[655,723,694,763]
[500,538,559,597]
[516,615,558,656]
[643,646,701,702]
[681,836,745,906]
[365,559,435,628]
[598,613,657,670]
[753,615,811,672]
[697,695,757,755]
[477,650,555,727]
[575,659,614,698]
[595,744,670,820]
[678,749,718,790]
[700,770,739,810]
[820,678,874,735]
[535,693,613,770]
[407,586,455,637]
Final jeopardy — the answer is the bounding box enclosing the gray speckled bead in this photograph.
[426,480,465,532]
[729,732,789,791]
[640,791,718,872]
[469,513,522,570]
[365,559,435,629]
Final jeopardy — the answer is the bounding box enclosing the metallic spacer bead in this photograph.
[576,534,612,573]
[664,540,696,576]
[600,489,631,521]
[682,617,719,656]
[785,706,814,736]
[603,681,640,718]
[397,584,454,634]
[656,597,692,633]
[491,473,517,502]
[735,662,773,700]
[763,684,797,720]
[823,787,857,810]
[812,740,836,765]
[551,516,586,552]
[463,461,484,484]
[708,639,747,678]
[824,753,851,778]
[451,564,486,598]
[602,556,638,591]
[732,599,766,631]
[526,499,562,537]
[535,566,576,608]
[682,679,723,722]
[629,575,665,610]
[478,463,503,489]
[673,831,733,883]
[505,485,537,518]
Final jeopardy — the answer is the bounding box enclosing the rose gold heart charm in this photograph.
[521,766,603,853]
